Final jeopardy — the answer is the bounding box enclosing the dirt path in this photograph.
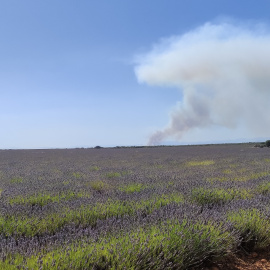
[195,248,270,270]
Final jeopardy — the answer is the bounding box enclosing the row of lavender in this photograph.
[0,144,269,269]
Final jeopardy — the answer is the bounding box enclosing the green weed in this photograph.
[1,193,183,238]
[207,176,228,183]
[207,171,270,183]
[223,169,233,174]
[256,182,270,195]
[191,188,252,206]
[105,172,121,178]
[89,166,100,171]
[120,170,132,176]
[249,171,270,179]
[88,180,108,192]
[227,209,270,250]
[186,160,215,166]
[9,191,86,206]
[119,183,146,193]
[10,177,23,184]
[72,172,84,178]
[0,219,235,270]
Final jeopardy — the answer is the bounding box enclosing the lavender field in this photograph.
[0,144,270,269]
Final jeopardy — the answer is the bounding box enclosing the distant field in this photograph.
[0,144,269,269]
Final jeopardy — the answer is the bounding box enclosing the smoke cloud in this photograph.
[135,21,270,145]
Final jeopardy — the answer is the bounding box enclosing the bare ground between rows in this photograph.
[194,247,270,270]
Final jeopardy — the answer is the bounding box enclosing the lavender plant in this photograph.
[0,144,269,269]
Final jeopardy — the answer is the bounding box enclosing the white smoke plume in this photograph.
[135,21,270,145]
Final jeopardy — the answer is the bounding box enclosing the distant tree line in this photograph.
[254,140,270,148]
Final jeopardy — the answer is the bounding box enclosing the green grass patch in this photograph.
[166,181,174,187]
[9,191,86,207]
[120,170,132,176]
[256,182,270,195]
[10,177,23,184]
[227,209,270,250]
[249,171,270,179]
[119,183,146,193]
[72,172,84,178]
[105,170,131,178]
[0,219,235,270]
[186,160,215,166]
[135,193,184,213]
[207,176,228,183]
[1,193,183,238]
[154,164,163,169]
[229,164,237,168]
[222,169,233,174]
[191,188,252,206]
[231,176,249,182]
[89,165,100,171]
[105,172,121,178]
[88,180,108,192]
[207,171,270,183]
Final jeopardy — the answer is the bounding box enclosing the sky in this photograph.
[1,0,270,149]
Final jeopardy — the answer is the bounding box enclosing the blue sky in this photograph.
[1,1,270,148]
